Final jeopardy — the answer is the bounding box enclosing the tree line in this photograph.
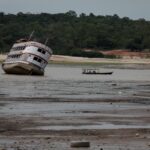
[0,11,150,57]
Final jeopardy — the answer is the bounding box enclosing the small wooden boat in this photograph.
[82,68,113,75]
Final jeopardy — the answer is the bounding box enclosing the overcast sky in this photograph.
[0,0,150,20]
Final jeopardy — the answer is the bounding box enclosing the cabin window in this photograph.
[38,59,42,63]
[37,48,46,54]
[42,50,46,54]
[38,49,42,53]
[7,54,22,59]
[33,57,38,61]
[33,56,42,63]
[12,46,26,51]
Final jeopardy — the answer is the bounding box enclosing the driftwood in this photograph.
[70,141,90,147]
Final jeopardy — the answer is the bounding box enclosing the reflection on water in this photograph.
[0,64,150,98]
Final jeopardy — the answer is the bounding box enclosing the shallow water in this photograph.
[0,64,150,142]
[0,101,148,116]
[32,124,150,130]
[0,100,150,130]
[0,64,150,98]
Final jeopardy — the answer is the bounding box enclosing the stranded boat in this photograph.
[82,68,113,75]
[2,38,52,75]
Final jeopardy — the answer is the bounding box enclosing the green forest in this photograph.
[0,11,150,57]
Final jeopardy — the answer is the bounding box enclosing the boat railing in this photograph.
[82,68,100,74]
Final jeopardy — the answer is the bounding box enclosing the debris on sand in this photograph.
[135,133,140,137]
[70,141,90,147]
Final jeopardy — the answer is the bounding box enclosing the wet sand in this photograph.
[0,64,150,149]
[0,97,150,150]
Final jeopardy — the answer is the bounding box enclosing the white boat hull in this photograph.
[1,40,52,75]
[2,61,44,75]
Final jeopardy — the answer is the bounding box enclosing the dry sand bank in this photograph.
[51,55,150,64]
[1,54,150,64]
[0,54,6,62]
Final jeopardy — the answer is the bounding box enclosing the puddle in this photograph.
[29,124,150,130]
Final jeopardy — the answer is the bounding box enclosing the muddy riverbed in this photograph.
[0,64,150,150]
[0,64,150,98]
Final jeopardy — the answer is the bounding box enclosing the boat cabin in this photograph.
[82,68,113,75]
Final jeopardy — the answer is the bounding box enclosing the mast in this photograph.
[28,31,34,41]
[44,38,49,45]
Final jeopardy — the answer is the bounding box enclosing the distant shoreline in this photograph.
[51,55,150,64]
[0,54,150,65]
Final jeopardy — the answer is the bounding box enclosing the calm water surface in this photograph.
[0,64,150,98]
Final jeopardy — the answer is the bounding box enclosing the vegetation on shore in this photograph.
[0,11,150,58]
